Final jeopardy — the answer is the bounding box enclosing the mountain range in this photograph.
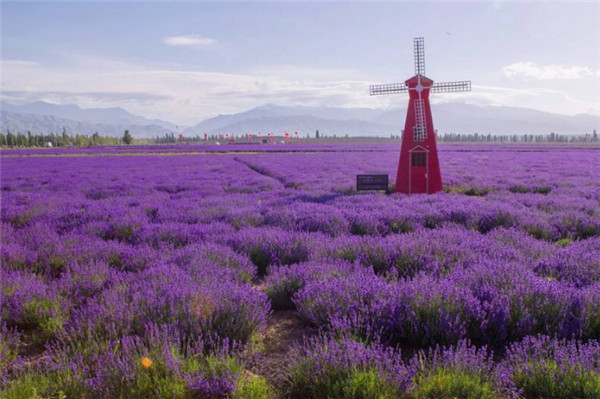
[184,103,598,137]
[0,101,176,130]
[1,101,598,138]
[0,101,176,138]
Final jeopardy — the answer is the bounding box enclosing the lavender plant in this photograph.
[285,334,412,399]
[409,340,501,399]
[498,335,600,399]
[1,142,599,396]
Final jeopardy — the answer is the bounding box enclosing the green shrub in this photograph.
[525,225,551,240]
[1,372,76,399]
[234,373,273,399]
[556,238,573,247]
[21,298,68,344]
[509,185,530,194]
[445,185,490,197]
[533,186,552,195]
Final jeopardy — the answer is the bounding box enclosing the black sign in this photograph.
[356,174,389,192]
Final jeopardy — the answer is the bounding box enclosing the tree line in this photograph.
[436,130,598,143]
[2,128,598,148]
[0,129,134,148]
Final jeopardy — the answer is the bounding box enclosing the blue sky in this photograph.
[2,1,599,125]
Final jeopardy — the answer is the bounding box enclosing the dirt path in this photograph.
[251,309,316,391]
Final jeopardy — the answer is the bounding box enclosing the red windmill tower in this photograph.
[370,37,471,194]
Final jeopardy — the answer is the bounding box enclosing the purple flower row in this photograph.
[288,334,600,398]
[273,260,600,348]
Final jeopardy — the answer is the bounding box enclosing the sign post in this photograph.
[356,174,389,193]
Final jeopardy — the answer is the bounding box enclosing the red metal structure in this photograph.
[370,37,471,194]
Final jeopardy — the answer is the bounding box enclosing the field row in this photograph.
[2,144,600,398]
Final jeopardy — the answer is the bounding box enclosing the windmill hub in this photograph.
[370,37,471,194]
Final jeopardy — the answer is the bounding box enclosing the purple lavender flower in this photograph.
[409,340,500,398]
[287,334,412,398]
[498,336,600,398]
[187,373,236,398]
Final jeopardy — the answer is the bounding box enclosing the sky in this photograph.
[1,1,599,126]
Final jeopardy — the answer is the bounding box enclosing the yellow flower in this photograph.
[141,357,153,369]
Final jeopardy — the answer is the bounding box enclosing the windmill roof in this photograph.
[405,74,434,86]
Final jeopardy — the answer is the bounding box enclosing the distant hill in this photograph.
[182,104,387,136]
[376,103,599,135]
[0,101,176,131]
[185,113,396,137]
[1,101,597,138]
[0,110,173,138]
[185,103,598,137]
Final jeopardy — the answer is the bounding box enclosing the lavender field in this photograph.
[2,143,600,399]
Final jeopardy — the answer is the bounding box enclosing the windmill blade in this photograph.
[431,81,471,93]
[414,37,426,75]
[370,83,409,96]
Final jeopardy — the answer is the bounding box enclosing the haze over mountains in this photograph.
[0,101,176,138]
[1,101,597,138]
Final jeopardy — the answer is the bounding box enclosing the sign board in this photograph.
[356,174,389,192]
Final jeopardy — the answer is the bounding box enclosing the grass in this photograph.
[510,361,600,399]
[445,185,491,197]
[410,369,500,399]
[1,353,272,399]
[286,365,404,399]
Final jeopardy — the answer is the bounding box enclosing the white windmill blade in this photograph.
[369,83,409,96]
[414,37,426,76]
[430,81,471,93]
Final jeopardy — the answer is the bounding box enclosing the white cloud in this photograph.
[2,57,598,125]
[162,34,216,47]
[250,65,360,81]
[0,58,377,125]
[503,61,597,80]
[450,84,600,117]
[0,59,41,68]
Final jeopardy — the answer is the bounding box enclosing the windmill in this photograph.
[370,37,471,194]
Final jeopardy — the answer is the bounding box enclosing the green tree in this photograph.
[6,130,15,147]
[17,133,27,146]
[315,129,319,139]
[74,134,87,147]
[122,130,134,145]
[59,127,72,147]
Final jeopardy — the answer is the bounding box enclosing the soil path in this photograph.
[251,309,316,391]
